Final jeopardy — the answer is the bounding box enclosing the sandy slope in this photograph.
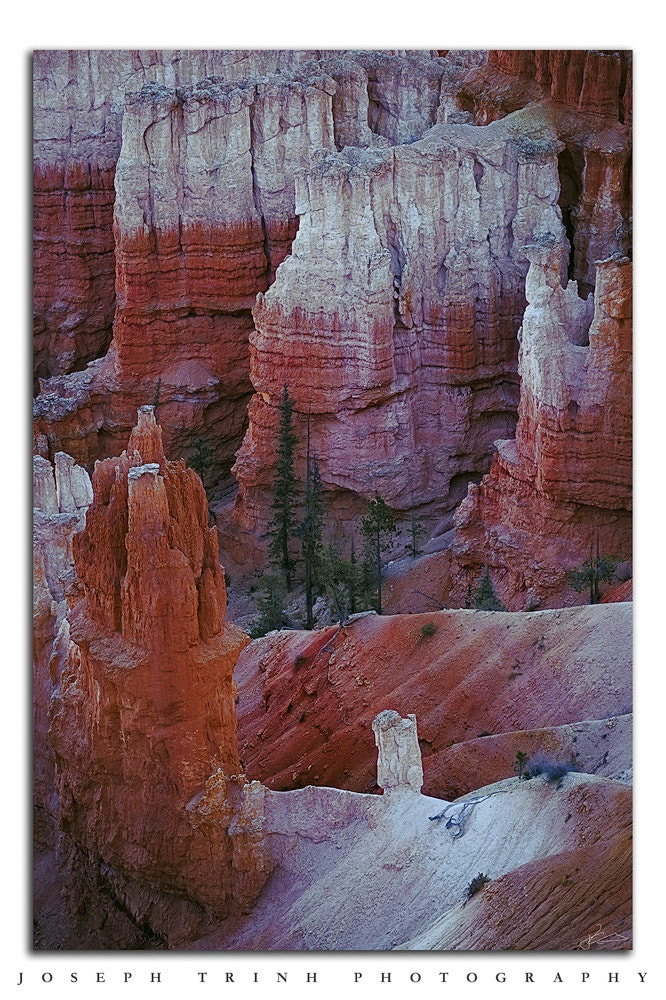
[193,772,630,951]
[236,603,632,797]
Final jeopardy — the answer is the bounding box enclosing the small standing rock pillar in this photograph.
[372,710,424,795]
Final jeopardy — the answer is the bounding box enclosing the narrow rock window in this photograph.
[557,148,582,285]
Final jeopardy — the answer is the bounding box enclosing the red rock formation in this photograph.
[450,244,632,610]
[34,52,631,546]
[35,50,630,545]
[32,50,326,384]
[488,50,631,121]
[235,604,631,796]
[33,162,116,386]
[233,109,568,538]
[456,54,632,293]
[456,51,631,126]
[47,407,269,946]
[34,57,340,484]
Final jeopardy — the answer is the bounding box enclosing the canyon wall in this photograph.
[458,52,632,294]
[488,50,631,121]
[34,51,631,562]
[33,50,633,952]
[33,50,326,478]
[33,49,323,385]
[46,408,270,946]
[34,51,466,487]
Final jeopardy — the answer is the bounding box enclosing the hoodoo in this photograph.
[48,407,270,947]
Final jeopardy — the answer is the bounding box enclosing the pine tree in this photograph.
[473,567,506,611]
[406,510,426,558]
[361,494,397,615]
[300,418,325,629]
[190,437,213,491]
[319,538,371,624]
[267,383,299,589]
[568,536,619,604]
[249,574,289,638]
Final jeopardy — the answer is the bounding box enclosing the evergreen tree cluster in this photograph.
[473,567,506,611]
[567,536,619,604]
[254,384,402,635]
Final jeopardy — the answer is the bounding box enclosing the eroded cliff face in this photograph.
[34,50,474,489]
[458,53,632,295]
[33,50,632,953]
[32,49,324,386]
[233,107,566,537]
[450,243,632,610]
[47,407,270,947]
[34,50,631,558]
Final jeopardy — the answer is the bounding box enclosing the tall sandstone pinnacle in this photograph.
[451,241,632,609]
[48,406,270,947]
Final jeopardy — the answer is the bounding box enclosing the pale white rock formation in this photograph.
[33,455,58,514]
[34,452,92,526]
[514,237,631,507]
[235,106,568,532]
[372,710,424,794]
[515,234,594,456]
[34,50,327,176]
[33,452,92,597]
[114,69,336,269]
[33,451,90,829]
[115,80,257,243]
[216,766,626,951]
[54,452,93,524]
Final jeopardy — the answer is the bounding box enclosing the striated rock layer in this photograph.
[33,49,324,385]
[232,55,631,546]
[450,242,632,610]
[46,408,269,947]
[34,51,467,488]
[488,50,632,122]
[233,104,568,538]
[35,50,631,549]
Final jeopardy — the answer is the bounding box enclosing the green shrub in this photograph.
[420,622,437,640]
[465,872,491,901]
[514,750,529,778]
[521,752,579,787]
[473,568,506,611]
